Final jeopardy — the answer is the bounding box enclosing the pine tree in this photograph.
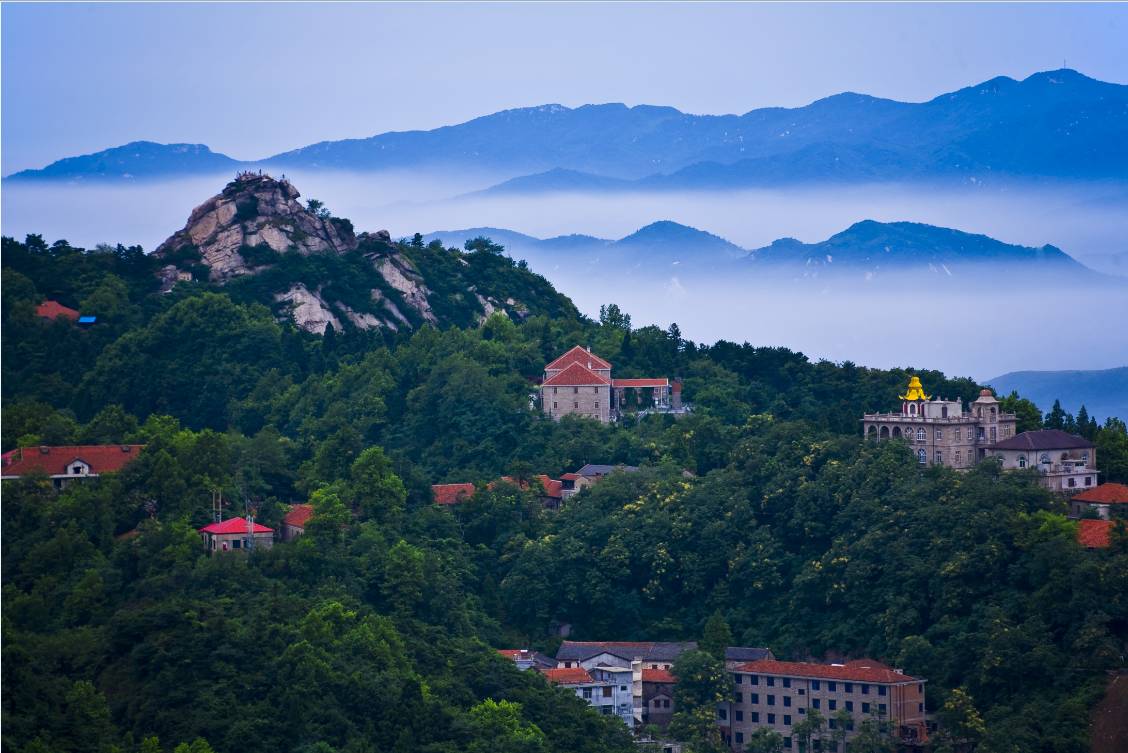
[1044,399,1068,430]
[701,610,733,660]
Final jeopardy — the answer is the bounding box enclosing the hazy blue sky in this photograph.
[3,2,1127,174]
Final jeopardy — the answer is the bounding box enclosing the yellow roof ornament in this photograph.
[899,376,931,401]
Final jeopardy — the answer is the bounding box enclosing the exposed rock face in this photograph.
[274,284,341,335]
[372,255,438,324]
[155,172,357,281]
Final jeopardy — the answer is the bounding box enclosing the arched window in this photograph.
[1040,453,1051,465]
[990,406,997,421]
[909,403,917,415]
[1018,455,1027,469]
[892,427,902,438]
[916,428,926,441]
[880,426,890,438]
[917,449,927,464]
[867,426,877,438]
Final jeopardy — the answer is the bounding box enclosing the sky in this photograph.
[3,2,1128,175]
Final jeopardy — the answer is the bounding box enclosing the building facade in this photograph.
[281,503,314,540]
[1068,482,1126,519]
[540,346,675,423]
[1,444,145,489]
[541,666,637,729]
[199,517,274,553]
[863,379,1017,468]
[986,429,1097,495]
[721,659,927,751]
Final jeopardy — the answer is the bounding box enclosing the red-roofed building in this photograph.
[282,503,314,540]
[642,668,678,729]
[540,665,637,728]
[723,659,927,750]
[540,347,678,423]
[1078,519,1116,549]
[432,482,476,506]
[498,649,555,671]
[2,444,144,489]
[1070,483,1128,520]
[199,517,274,553]
[35,300,80,321]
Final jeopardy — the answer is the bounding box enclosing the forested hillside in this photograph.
[2,231,1127,753]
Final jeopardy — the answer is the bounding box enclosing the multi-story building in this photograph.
[541,666,637,729]
[863,378,1017,468]
[721,659,927,751]
[540,346,675,423]
[986,429,1098,495]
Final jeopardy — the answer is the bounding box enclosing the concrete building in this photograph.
[199,517,274,554]
[1068,482,1127,519]
[721,659,927,751]
[986,429,1097,495]
[1,444,144,489]
[541,666,637,729]
[540,346,677,423]
[863,379,1017,468]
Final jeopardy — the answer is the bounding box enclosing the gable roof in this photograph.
[535,475,563,498]
[36,300,79,321]
[555,640,697,663]
[612,378,669,388]
[725,646,775,663]
[542,362,612,387]
[642,668,676,684]
[1077,519,1114,549]
[546,346,611,372]
[2,444,144,478]
[575,463,640,478]
[282,503,314,528]
[199,517,274,535]
[736,658,920,684]
[990,429,1093,451]
[1072,483,1128,505]
[432,482,476,505]
[541,667,595,685]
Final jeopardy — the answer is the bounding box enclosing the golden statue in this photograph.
[899,376,931,401]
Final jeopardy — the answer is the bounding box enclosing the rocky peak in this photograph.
[154,171,357,282]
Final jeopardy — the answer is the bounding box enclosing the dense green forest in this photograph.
[2,234,1127,753]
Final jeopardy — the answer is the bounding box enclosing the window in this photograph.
[735,692,743,703]
[844,683,852,693]
[553,387,558,394]
[750,675,759,686]
[991,426,997,441]
[978,427,986,441]
[829,719,836,730]
[1082,451,1090,464]
[916,428,926,441]
[768,695,776,706]
[918,449,927,464]
[918,684,923,693]
[783,678,791,688]
[717,708,727,720]
[878,686,887,697]
[751,693,759,704]
[845,701,853,712]
[784,696,791,707]
[935,429,942,439]
[798,707,806,715]
[735,710,743,721]
[812,699,820,709]
[767,677,775,687]
[583,688,592,698]
[784,738,792,749]
[1086,476,1093,486]
[735,674,743,685]
[553,402,558,409]
[1068,477,1076,488]
[573,402,578,409]
[735,732,744,745]
[919,703,924,713]
[232,539,241,549]
[620,686,627,691]
[828,682,836,692]
[879,703,887,714]
[935,450,943,464]
[828,700,837,711]
[861,684,869,695]
[1041,453,1051,464]
[811,680,820,691]
[602,686,612,698]
[767,713,775,724]
[956,450,962,465]
[797,689,805,696]
[752,712,760,723]
[573,387,579,394]
[72,464,84,475]
[784,714,792,726]
[1018,455,1026,468]
[862,702,870,713]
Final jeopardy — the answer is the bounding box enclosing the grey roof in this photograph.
[990,429,1094,451]
[555,641,697,663]
[725,647,775,663]
[575,463,641,478]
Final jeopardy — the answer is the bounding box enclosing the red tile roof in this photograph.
[1072,483,1128,505]
[643,668,676,683]
[542,362,611,387]
[2,444,144,477]
[541,667,595,685]
[199,517,274,535]
[282,503,314,528]
[561,473,581,480]
[36,300,79,321]
[1077,519,1114,549]
[432,482,476,505]
[535,475,563,498]
[737,659,920,684]
[546,346,611,372]
[612,378,669,388]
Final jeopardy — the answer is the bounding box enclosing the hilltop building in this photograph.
[1,444,144,489]
[986,429,1097,494]
[540,346,681,423]
[720,659,927,751]
[863,379,1017,468]
[541,666,637,728]
[1069,482,1127,519]
[199,517,274,553]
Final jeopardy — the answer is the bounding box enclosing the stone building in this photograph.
[986,429,1097,495]
[720,659,927,751]
[540,346,676,423]
[862,378,1017,468]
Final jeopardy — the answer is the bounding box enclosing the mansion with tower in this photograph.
[863,377,1017,469]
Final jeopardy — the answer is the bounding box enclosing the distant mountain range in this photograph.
[425,218,1106,284]
[988,367,1128,421]
[8,69,1127,186]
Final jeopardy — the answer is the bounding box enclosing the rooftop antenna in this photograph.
[211,489,223,523]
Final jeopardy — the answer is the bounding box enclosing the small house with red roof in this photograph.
[1070,482,1128,520]
[2,444,144,489]
[199,516,274,553]
[641,667,678,728]
[1077,519,1115,549]
[723,658,927,750]
[541,346,677,423]
[432,482,477,506]
[281,503,314,540]
[35,300,80,322]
